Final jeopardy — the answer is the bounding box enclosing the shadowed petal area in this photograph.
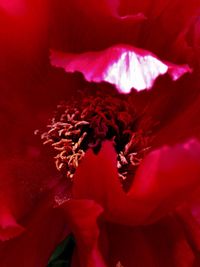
[0,199,67,267]
[50,0,146,53]
[105,216,195,267]
[70,0,145,20]
[0,206,25,241]
[50,0,200,63]
[73,140,200,225]
[176,206,200,253]
[119,0,200,61]
[62,200,105,267]
[51,45,191,93]
[0,0,49,88]
[0,69,84,266]
[173,14,200,68]
[0,151,68,266]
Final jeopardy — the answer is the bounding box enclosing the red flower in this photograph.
[1,0,200,267]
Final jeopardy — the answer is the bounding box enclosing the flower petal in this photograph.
[0,0,26,15]
[69,0,145,20]
[0,201,67,267]
[173,14,200,67]
[0,93,73,266]
[0,0,48,83]
[0,206,25,241]
[51,45,191,93]
[61,200,106,267]
[73,140,200,225]
[176,206,200,253]
[119,0,200,61]
[50,0,145,53]
[128,139,200,222]
[105,216,195,267]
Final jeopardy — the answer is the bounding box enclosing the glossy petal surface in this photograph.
[1,1,200,267]
[51,45,191,93]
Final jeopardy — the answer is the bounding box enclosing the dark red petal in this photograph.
[50,0,146,53]
[50,0,200,60]
[73,140,200,225]
[0,206,25,241]
[51,45,191,93]
[0,0,48,83]
[68,0,144,20]
[0,73,76,266]
[176,206,200,253]
[152,87,200,148]
[0,153,58,219]
[173,13,200,67]
[105,215,195,267]
[61,200,106,267]
[0,200,67,267]
[119,0,200,61]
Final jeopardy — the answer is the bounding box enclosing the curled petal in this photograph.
[0,206,24,241]
[0,202,67,267]
[61,200,105,267]
[165,61,192,81]
[51,45,191,93]
[73,140,200,225]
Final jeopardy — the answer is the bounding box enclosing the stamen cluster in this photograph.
[38,92,154,190]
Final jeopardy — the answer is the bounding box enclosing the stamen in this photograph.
[37,91,156,191]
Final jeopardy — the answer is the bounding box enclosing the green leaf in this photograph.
[48,234,75,267]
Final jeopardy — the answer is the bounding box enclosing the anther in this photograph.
[37,91,156,191]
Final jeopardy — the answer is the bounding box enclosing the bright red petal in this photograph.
[51,45,191,93]
[128,139,200,222]
[73,140,200,225]
[0,0,26,15]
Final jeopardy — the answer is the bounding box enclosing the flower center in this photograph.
[38,91,155,191]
